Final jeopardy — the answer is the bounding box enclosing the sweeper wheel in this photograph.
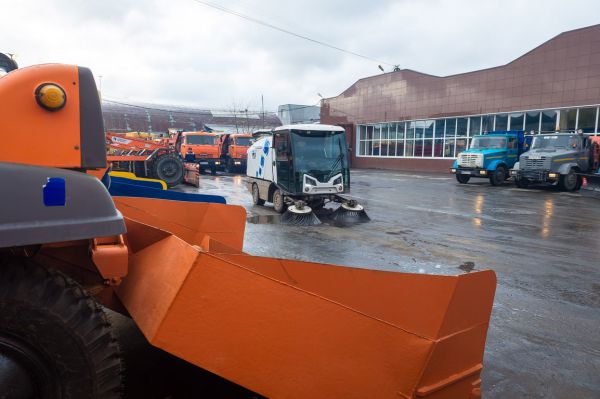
[280,202,321,226]
[329,200,370,225]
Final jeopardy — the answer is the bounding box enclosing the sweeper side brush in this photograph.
[280,201,322,226]
[329,200,371,225]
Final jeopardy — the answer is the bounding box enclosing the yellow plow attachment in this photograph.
[114,197,496,399]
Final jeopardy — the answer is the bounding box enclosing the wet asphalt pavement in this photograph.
[115,169,600,398]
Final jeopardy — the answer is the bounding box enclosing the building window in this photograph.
[541,110,558,133]
[469,117,482,136]
[525,111,540,134]
[577,107,597,133]
[495,114,508,130]
[482,115,494,132]
[355,104,598,159]
[457,118,468,137]
[509,113,524,130]
[559,109,577,132]
[434,119,445,138]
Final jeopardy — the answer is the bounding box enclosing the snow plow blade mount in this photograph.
[114,197,496,399]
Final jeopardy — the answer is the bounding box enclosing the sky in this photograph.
[1,0,599,112]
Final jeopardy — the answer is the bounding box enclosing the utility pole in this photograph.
[261,94,265,129]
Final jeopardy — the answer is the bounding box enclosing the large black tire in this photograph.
[210,165,217,176]
[456,174,470,184]
[272,189,286,213]
[558,169,579,191]
[515,177,530,189]
[489,166,506,186]
[152,153,184,188]
[0,259,122,399]
[252,183,265,205]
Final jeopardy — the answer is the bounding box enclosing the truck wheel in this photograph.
[210,165,217,176]
[456,174,470,184]
[153,154,184,187]
[489,166,506,186]
[558,169,579,191]
[272,189,286,213]
[252,183,265,205]
[515,177,530,189]
[0,259,122,399]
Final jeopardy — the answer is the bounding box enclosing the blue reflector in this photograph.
[43,177,66,206]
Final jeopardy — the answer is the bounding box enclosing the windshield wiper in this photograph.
[325,141,345,181]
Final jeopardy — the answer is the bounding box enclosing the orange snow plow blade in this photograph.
[114,197,496,399]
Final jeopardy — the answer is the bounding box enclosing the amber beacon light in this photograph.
[35,83,66,111]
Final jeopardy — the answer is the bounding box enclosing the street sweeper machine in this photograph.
[0,59,497,399]
[246,124,369,225]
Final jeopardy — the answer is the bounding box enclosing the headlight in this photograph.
[451,168,457,173]
[35,83,66,111]
[305,176,318,186]
[215,161,221,165]
[548,172,558,178]
[332,176,342,185]
[479,170,487,175]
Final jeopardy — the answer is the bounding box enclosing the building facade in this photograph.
[321,24,600,171]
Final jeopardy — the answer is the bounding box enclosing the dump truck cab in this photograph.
[451,130,526,185]
[178,131,222,175]
[510,132,593,191]
[220,132,254,172]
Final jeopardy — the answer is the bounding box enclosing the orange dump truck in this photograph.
[177,131,222,175]
[0,60,497,399]
[220,132,254,172]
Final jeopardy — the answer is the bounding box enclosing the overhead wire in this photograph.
[189,0,394,67]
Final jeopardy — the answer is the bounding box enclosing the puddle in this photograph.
[247,214,281,224]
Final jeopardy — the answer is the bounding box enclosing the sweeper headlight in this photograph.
[333,176,343,185]
[305,176,318,186]
[35,83,66,111]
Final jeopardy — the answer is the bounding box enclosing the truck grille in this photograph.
[458,154,480,167]
[523,157,547,169]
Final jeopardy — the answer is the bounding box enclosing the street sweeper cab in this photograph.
[246,124,368,224]
[0,59,497,399]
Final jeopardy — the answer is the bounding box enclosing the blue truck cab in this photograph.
[451,130,528,186]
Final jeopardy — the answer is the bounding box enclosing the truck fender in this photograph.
[512,161,520,170]
[486,160,507,171]
[557,163,579,175]
[452,159,458,168]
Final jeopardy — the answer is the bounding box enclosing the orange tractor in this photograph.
[0,61,497,399]
[107,131,185,187]
[219,132,254,173]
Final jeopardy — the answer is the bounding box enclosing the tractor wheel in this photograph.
[272,189,286,213]
[252,183,265,206]
[489,166,506,186]
[456,174,470,184]
[0,259,122,399]
[152,153,184,187]
[515,177,530,189]
[558,169,579,191]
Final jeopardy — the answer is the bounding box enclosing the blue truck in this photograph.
[451,130,528,185]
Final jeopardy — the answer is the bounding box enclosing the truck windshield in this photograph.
[531,135,579,149]
[291,130,347,176]
[470,136,507,149]
[186,135,216,145]
[235,137,253,146]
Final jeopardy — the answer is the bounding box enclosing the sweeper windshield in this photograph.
[290,129,348,181]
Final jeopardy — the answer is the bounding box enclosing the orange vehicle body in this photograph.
[219,132,253,172]
[0,63,497,399]
[179,131,222,173]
